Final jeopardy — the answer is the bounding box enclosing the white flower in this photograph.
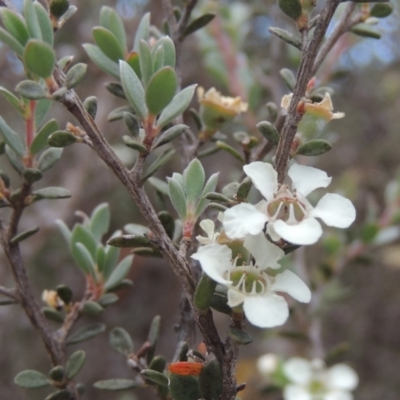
[196,219,220,245]
[283,358,359,400]
[257,353,280,375]
[191,233,311,328]
[222,162,356,245]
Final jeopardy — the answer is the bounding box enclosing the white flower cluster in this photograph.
[191,161,356,328]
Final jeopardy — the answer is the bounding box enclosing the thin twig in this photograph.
[274,0,342,183]
[0,285,18,300]
[312,3,358,75]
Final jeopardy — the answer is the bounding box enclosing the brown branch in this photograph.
[312,2,358,75]
[274,0,342,183]
[0,285,18,300]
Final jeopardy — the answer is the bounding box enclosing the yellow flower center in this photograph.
[267,196,306,223]
[228,266,269,295]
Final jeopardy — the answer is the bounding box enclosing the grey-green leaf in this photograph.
[257,121,280,146]
[268,26,302,50]
[24,39,56,78]
[0,26,24,56]
[183,13,216,37]
[83,43,120,79]
[139,39,153,86]
[24,0,42,39]
[0,8,29,46]
[195,172,219,218]
[183,158,205,204]
[141,148,175,183]
[94,379,137,391]
[0,117,24,157]
[37,148,63,172]
[32,186,70,201]
[31,119,59,154]
[141,369,169,386]
[90,203,110,242]
[14,370,50,388]
[110,327,133,355]
[296,139,332,156]
[65,63,88,89]
[66,323,106,345]
[66,350,86,379]
[133,12,150,51]
[92,26,125,62]
[156,84,197,129]
[15,80,48,100]
[168,177,187,219]
[34,1,54,45]
[104,255,133,291]
[119,60,148,121]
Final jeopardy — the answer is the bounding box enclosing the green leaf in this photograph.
[158,36,176,68]
[278,0,302,21]
[42,307,64,323]
[66,350,86,379]
[0,86,24,115]
[49,366,65,382]
[83,43,120,79]
[66,323,106,345]
[183,159,205,205]
[109,327,133,355]
[158,211,175,239]
[65,63,88,89]
[168,177,187,219]
[32,187,71,201]
[23,168,43,183]
[108,105,134,121]
[228,327,253,344]
[56,219,72,243]
[44,390,70,400]
[147,176,169,195]
[194,273,217,312]
[141,369,169,386]
[141,148,175,183]
[0,8,29,46]
[90,203,110,242]
[24,39,56,78]
[98,292,119,307]
[156,84,197,129]
[215,141,244,162]
[119,60,148,121]
[10,226,39,244]
[31,119,59,154]
[37,148,63,172]
[56,284,73,304]
[296,139,332,156]
[48,130,78,148]
[71,224,98,259]
[268,27,302,50]
[152,45,165,72]
[34,1,54,45]
[15,80,48,100]
[0,117,25,157]
[105,81,126,99]
[145,66,178,115]
[92,26,125,62]
[104,255,133,291]
[49,0,70,19]
[107,234,153,248]
[94,379,137,391]
[0,27,25,56]
[103,244,120,280]
[96,245,106,273]
[257,121,280,146]
[351,24,381,39]
[133,12,150,51]
[139,39,153,86]
[83,96,97,119]
[35,99,52,126]
[370,3,393,18]
[122,135,148,153]
[107,8,127,51]
[183,13,216,37]
[24,0,42,39]
[82,300,104,315]
[14,369,50,388]
[147,315,161,363]
[280,68,296,91]
[5,145,23,174]
[123,112,140,137]
[195,172,219,218]
[74,242,96,277]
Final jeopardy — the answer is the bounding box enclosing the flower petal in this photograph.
[283,385,312,400]
[243,233,284,270]
[327,364,359,391]
[289,164,332,197]
[191,243,232,285]
[273,218,323,245]
[227,288,246,307]
[243,162,278,201]
[271,270,311,303]
[311,193,356,228]
[223,203,267,239]
[257,354,279,375]
[283,358,313,384]
[199,219,215,239]
[243,293,289,328]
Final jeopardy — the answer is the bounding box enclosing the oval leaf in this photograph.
[66,350,86,379]
[110,327,133,355]
[14,370,50,388]
[66,323,106,345]
[92,26,124,62]
[94,379,137,391]
[145,66,178,116]
[104,255,133,291]
[30,119,59,154]
[24,39,56,78]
